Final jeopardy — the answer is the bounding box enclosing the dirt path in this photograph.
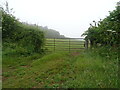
[71,52,80,56]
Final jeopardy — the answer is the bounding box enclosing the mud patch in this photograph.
[71,52,80,56]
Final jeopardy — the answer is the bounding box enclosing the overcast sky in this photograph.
[1,0,119,38]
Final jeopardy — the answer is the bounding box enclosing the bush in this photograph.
[2,5,45,55]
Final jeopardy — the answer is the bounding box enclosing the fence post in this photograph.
[85,40,88,49]
[69,38,70,52]
[54,38,55,52]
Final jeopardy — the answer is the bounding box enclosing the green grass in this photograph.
[2,50,118,88]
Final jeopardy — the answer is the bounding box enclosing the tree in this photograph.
[82,2,120,48]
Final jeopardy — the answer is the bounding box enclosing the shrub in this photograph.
[2,4,45,55]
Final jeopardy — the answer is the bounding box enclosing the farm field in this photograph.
[2,50,118,88]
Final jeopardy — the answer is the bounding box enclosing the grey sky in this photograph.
[1,0,119,38]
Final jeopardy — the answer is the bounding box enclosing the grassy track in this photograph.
[2,50,118,88]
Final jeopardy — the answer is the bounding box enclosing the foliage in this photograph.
[2,2,45,55]
[82,2,120,48]
[2,8,18,39]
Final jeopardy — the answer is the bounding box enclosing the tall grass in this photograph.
[2,48,118,88]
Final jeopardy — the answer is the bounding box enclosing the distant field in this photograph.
[44,38,85,52]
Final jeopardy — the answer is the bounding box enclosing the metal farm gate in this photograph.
[45,38,87,52]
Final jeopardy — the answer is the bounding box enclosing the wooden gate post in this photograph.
[85,40,88,49]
